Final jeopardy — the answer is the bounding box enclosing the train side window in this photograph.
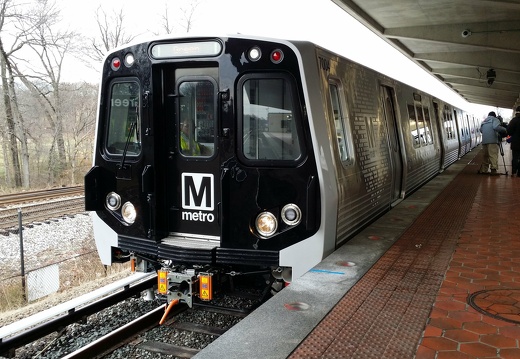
[454,110,463,139]
[416,105,426,146]
[443,106,453,140]
[240,75,302,162]
[423,107,433,144]
[446,106,456,140]
[407,104,420,148]
[329,83,350,162]
[105,80,141,157]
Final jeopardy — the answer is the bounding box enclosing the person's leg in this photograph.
[489,144,499,173]
[479,144,491,173]
[512,149,520,176]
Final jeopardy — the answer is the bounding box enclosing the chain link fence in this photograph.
[0,210,127,312]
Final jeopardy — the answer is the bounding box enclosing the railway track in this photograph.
[0,186,84,207]
[3,276,267,358]
[0,187,85,234]
[65,297,252,358]
[0,274,158,358]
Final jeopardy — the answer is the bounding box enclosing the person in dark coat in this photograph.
[479,111,507,175]
[507,106,520,177]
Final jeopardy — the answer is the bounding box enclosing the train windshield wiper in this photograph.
[118,120,137,171]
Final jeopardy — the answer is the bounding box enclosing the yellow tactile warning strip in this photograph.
[289,145,520,359]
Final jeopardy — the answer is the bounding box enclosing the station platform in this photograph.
[194,143,520,359]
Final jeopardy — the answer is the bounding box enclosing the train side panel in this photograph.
[432,100,459,169]
[314,49,397,246]
[394,88,442,193]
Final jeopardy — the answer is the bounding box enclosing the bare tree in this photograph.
[88,7,138,64]
[157,2,175,35]
[13,0,81,184]
[179,0,201,33]
[152,0,201,36]
[60,82,97,184]
[0,0,33,188]
[0,44,22,187]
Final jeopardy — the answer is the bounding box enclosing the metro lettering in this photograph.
[182,211,215,222]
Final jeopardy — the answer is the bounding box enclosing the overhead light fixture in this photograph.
[486,69,496,86]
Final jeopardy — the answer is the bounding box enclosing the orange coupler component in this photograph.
[157,269,168,295]
[159,299,179,325]
[199,272,213,301]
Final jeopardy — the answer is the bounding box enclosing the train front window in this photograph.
[178,80,215,157]
[241,77,301,161]
[105,81,141,156]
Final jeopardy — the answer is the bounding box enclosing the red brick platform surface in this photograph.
[289,145,520,359]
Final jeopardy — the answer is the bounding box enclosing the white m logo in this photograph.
[182,173,214,210]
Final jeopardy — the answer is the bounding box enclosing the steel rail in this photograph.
[0,197,85,234]
[63,304,189,359]
[0,274,157,357]
[0,186,84,207]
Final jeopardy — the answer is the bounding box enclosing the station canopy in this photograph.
[332,0,520,110]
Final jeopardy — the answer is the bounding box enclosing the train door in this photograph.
[381,86,403,204]
[166,67,222,240]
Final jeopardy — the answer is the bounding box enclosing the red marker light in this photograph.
[271,49,284,64]
[111,57,121,71]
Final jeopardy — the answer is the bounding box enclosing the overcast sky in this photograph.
[58,0,507,117]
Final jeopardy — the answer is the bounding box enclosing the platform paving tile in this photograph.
[290,145,520,359]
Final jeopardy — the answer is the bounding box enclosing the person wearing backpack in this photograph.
[507,106,520,177]
[479,111,507,176]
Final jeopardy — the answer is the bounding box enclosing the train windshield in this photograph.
[178,80,215,157]
[241,76,301,162]
[105,81,141,156]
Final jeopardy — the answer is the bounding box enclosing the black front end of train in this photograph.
[85,37,320,305]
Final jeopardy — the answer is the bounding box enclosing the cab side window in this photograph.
[105,81,141,157]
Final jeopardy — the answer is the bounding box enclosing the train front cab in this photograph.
[85,37,324,305]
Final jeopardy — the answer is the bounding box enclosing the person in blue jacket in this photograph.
[478,111,507,175]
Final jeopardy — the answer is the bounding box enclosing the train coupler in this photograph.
[157,269,219,306]
[157,268,198,307]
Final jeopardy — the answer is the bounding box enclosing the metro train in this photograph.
[84,35,480,306]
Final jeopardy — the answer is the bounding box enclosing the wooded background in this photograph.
[0,0,199,191]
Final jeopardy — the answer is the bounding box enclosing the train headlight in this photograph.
[255,212,278,237]
[281,204,301,226]
[106,192,121,211]
[121,202,136,224]
[248,46,262,62]
[124,53,135,67]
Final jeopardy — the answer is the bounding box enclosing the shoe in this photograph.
[478,170,489,175]
[490,169,499,176]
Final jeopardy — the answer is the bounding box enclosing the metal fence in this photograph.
[0,210,124,312]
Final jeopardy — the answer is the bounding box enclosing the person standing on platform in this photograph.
[478,111,507,176]
[507,106,520,177]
